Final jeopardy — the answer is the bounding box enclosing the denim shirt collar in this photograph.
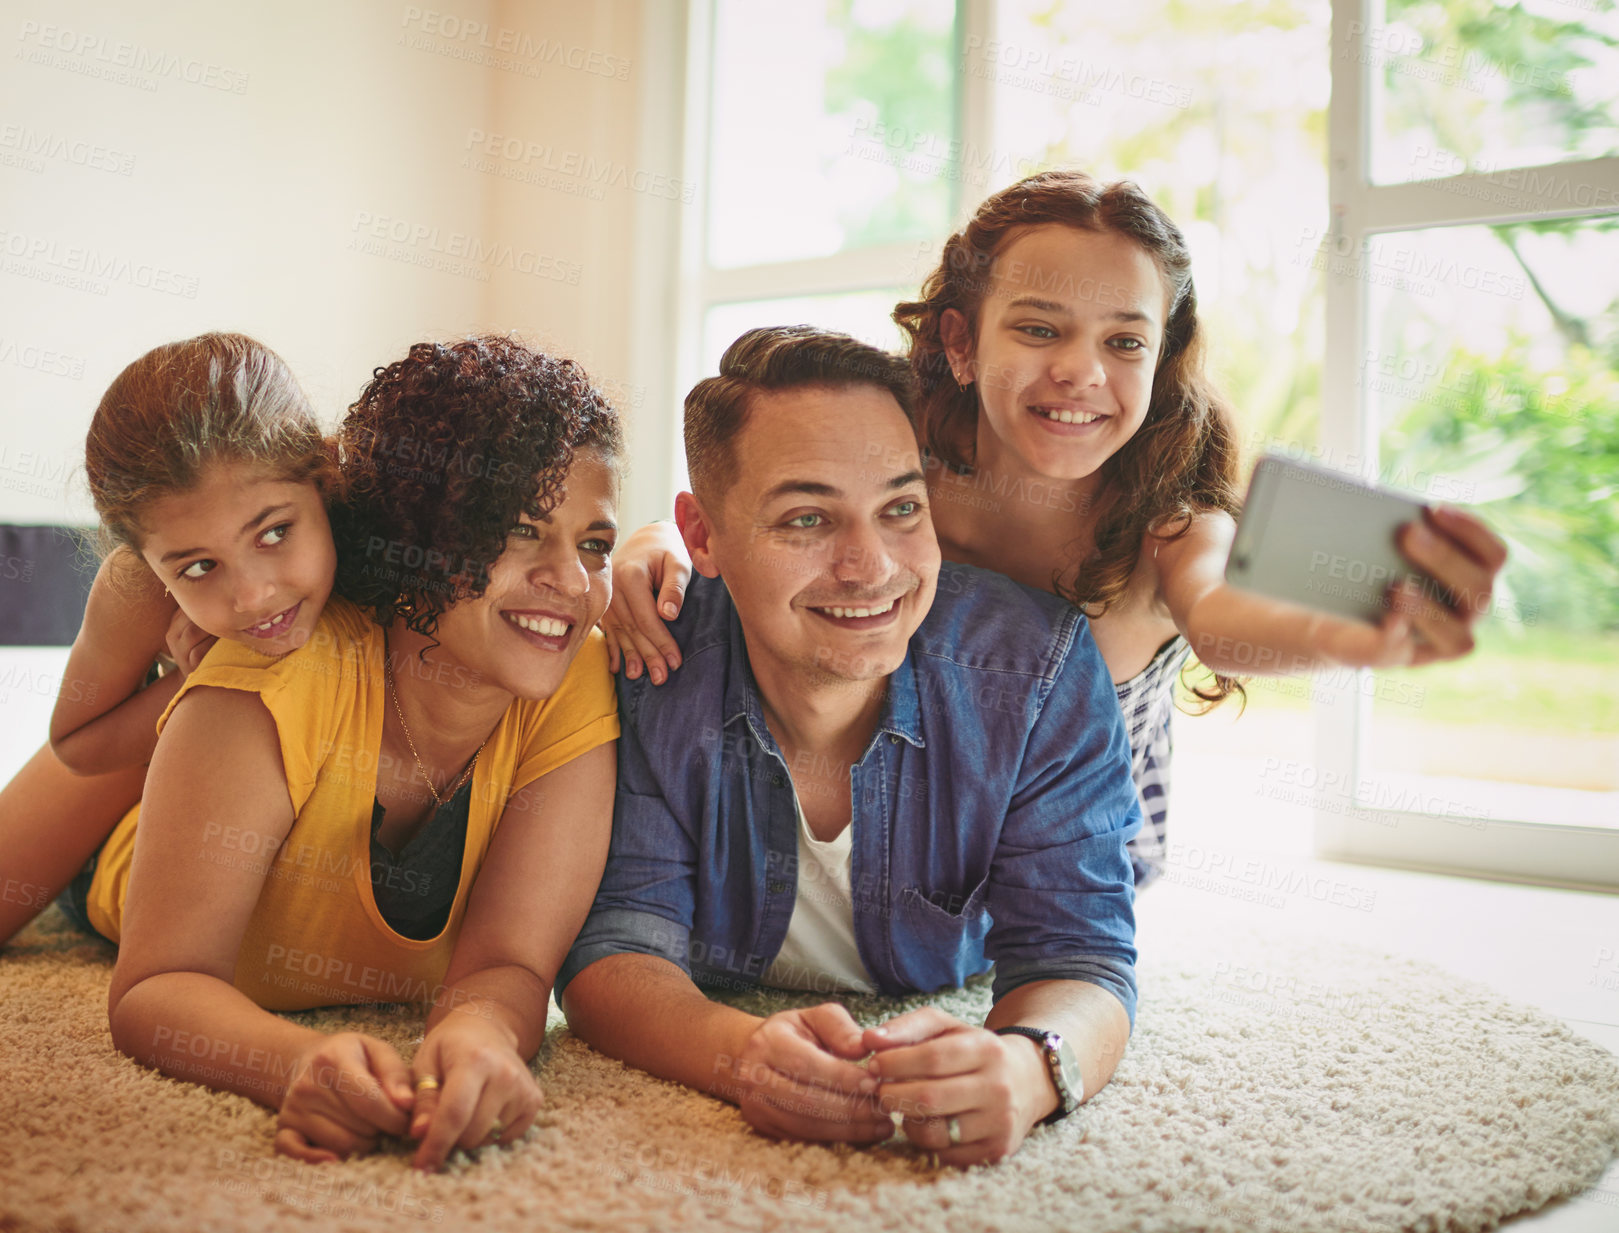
[719,603,926,758]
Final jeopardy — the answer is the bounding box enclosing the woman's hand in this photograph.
[274,1032,415,1164]
[407,1009,544,1172]
[163,606,218,679]
[601,520,691,683]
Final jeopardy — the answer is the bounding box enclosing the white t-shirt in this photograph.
[760,790,877,995]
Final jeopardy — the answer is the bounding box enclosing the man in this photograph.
[558,326,1140,1166]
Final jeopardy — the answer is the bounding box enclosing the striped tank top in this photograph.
[1113,634,1191,886]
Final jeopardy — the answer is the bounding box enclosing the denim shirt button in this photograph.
[767,880,788,894]
[889,734,899,744]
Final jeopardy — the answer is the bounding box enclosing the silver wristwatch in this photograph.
[994,1026,1084,1124]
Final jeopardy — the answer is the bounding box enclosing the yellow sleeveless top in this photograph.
[85,597,619,1011]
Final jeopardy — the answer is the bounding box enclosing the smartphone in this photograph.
[1225,454,1430,625]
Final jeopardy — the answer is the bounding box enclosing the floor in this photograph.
[1155,745,1619,1230]
[3,649,1615,1227]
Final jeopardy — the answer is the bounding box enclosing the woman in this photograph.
[88,336,620,1170]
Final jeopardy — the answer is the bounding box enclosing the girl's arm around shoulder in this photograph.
[602,520,691,683]
[50,548,184,774]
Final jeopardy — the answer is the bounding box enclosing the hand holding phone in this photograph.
[1224,456,1508,667]
[1225,455,1430,625]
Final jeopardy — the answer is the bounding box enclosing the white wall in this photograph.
[479,0,689,532]
[0,0,683,531]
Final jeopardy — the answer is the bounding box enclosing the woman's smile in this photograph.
[501,607,578,650]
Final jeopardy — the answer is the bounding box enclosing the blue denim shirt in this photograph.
[557,563,1142,1023]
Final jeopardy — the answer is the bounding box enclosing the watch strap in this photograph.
[993,1025,1082,1123]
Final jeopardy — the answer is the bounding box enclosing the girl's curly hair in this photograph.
[893,169,1244,709]
[330,336,621,639]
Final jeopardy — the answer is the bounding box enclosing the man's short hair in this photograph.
[683,325,917,502]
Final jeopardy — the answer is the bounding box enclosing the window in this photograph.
[1313,0,1619,885]
[690,0,960,378]
[666,0,1619,887]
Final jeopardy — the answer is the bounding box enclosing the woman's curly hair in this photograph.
[894,169,1245,709]
[330,336,621,639]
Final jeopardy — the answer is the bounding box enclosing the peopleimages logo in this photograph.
[961,35,1193,109]
[0,124,136,176]
[0,227,201,298]
[1162,842,1380,911]
[14,21,251,93]
[1340,20,1571,96]
[1409,146,1619,211]
[348,212,582,284]
[0,444,76,499]
[0,335,85,379]
[462,129,695,203]
[399,6,630,80]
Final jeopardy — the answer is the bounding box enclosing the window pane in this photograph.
[686,290,914,494]
[986,0,1329,453]
[701,289,911,374]
[1363,218,1619,823]
[1364,0,1619,185]
[707,0,956,269]
[986,0,1333,749]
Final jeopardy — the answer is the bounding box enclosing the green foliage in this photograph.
[1018,0,1332,449]
[1383,337,1619,630]
[1381,0,1619,165]
[822,0,956,251]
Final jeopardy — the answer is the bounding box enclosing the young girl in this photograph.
[599,169,1506,883]
[0,332,337,945]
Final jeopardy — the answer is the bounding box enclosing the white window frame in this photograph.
[1315,0,1619,889]
[645,0,1619,889]
[655,0,995,515]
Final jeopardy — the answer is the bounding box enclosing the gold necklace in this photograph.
[384,654,488,808]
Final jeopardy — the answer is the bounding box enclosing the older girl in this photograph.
[601,170,1505,883]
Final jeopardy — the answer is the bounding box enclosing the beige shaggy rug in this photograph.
[2,905,1617,1233]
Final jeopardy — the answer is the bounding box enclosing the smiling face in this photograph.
[945,223,1170,486]
[687,383,940,689]
[428,448,618,702]
[136,461,335,655]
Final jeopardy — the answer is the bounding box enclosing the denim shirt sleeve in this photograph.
[555,677,699,997]
[984,611,1142,1024]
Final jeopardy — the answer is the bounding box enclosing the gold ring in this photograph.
[485,1120,504,1143]
[414,1076,441,1094]
[946,1116,962,1146]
